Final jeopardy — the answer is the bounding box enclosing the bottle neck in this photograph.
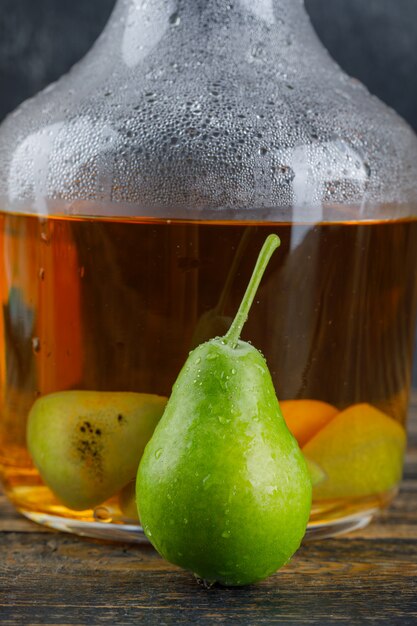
[105,0,316,67]
[110,0,310,36]
[114,0,306,19]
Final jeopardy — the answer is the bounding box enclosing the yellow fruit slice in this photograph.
[305,458,327,487]
[27,391,167,510]
[302,403,406,499]
[280,399,339,447]
[119,480,139,521]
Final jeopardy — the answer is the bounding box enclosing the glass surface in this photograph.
[1,0,417,541]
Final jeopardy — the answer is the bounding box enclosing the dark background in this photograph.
[0,0,417,382]
[1,0,417,130]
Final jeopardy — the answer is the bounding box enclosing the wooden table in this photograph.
[1,399,416,626]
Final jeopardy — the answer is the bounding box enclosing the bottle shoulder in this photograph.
[1,0,416,219]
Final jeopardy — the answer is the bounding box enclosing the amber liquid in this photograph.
[0,212,416,533]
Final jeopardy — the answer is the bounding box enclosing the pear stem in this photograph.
[223,234,280,348]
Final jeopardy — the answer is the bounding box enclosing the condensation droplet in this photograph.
[169,12,180,26]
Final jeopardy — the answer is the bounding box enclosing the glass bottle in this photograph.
[0,0,416,541]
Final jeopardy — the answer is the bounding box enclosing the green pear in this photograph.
[27,391,166,510]
[137,235,312,587]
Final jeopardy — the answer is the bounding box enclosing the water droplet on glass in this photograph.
[169,12,180,26]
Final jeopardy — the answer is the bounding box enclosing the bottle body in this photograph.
[1,203,415,539]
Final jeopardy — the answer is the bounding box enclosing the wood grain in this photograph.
[0,396,416,625]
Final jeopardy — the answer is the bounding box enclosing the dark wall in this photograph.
[1,0,417,381]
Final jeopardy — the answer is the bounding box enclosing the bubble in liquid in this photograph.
[32,337,41,354]
[94,506,112,522]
